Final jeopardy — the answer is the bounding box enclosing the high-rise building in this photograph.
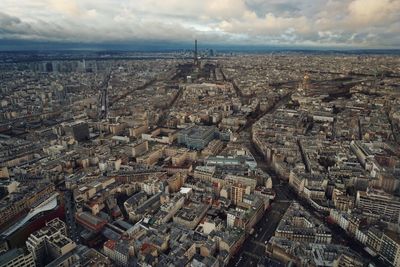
[356,188,400,224]
[193,39,201,69]
[194,39,198,65]
[231,183,246,205]
[0,248,35,267]
[380,230,400,266]
[63,121,90,141]
[26,218,76,266]
[303,73,310,91]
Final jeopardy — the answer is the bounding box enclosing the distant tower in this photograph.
[194,39,198,65]
[303,73,310,91]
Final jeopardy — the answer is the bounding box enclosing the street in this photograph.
[228,139,294,266]
[228,88,295,267]
[228,200,291,267]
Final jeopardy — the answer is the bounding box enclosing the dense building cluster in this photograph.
[0,51,400,267]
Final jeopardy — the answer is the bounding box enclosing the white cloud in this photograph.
[348,0,400,26]
[49,0,81,16]
[0,0,399,47]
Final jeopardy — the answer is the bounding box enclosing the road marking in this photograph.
[243,251,261,260]
[250,240,266,247]
[275,200,292,203]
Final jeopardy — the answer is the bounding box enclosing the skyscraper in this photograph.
[194,39,198,66]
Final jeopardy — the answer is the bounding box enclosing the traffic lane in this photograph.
[259,207,288,240]
[254,203,290,251]
[244,202,290,258]
[241,254,258,267]
[234,253,257,267]
[229,201,290,266]
[275,184,296,201]
[232,253,246,267]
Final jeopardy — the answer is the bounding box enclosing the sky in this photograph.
[0,0,400,49]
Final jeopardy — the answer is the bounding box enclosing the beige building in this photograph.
[173,202,210,230]
[127,140,149,157]
[0,249,35,267]
[142,128,177,144]
[136,145,165,165]
[26,218,76,266]
[356,188,400,224]
[230,183,247,205]
[167,172,186,193]
[129,125,148,138]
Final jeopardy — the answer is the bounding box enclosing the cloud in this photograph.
[245,0,302,18]
[49,0,82,17]
[348,0,400,26]
[0,0,399,47]
[0,12,21,26]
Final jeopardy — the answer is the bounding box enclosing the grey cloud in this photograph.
[245,1,301,18]
[0,0,399,48]
[0,12,21,26]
